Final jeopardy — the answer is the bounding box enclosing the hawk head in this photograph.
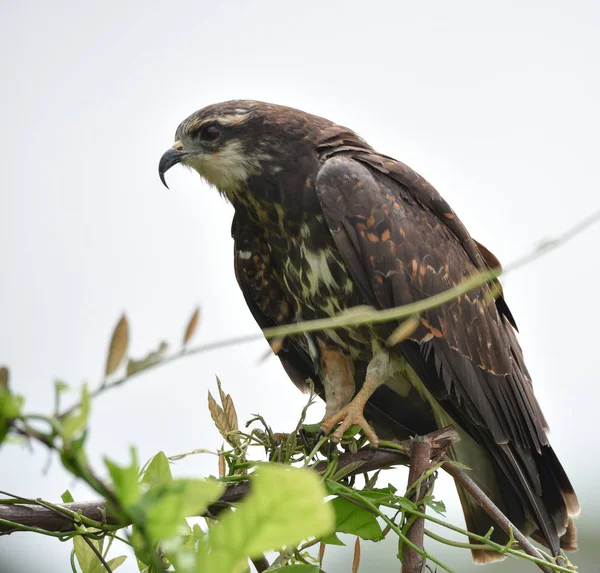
[159,100,339,200]
[158,100,376,209]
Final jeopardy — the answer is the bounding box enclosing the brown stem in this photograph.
[401,436,432,573]
[440,454,554,573]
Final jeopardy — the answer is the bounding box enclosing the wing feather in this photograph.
[314,152,577,554]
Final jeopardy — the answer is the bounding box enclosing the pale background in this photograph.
[1,1,598,571]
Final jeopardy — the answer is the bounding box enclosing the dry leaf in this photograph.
[0,366,8,390]
[386,315,420,347]
[218,454,226,478]
[352,537,361,573]
[126,341,168,376]
[208,391,229,438]
[105,314,129,376]
[183,307,200,346]
[216,377,238,431]
[223,395,239,432]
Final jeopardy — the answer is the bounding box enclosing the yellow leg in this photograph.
[320,348,389,446]
[318,341,356,419]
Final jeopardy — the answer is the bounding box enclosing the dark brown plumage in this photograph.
[159,100,579,563]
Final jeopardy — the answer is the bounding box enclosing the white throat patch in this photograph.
[184,140,262,197]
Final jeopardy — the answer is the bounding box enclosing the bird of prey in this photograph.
[159,100,579,562]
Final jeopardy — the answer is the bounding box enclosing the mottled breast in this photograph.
[235,196,374,363]
[269,207,374,358]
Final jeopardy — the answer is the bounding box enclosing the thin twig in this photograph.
[81,535,113,573]
[375,502,574,572]
[55,208,600,419]
[330,481,456,573]
[440,455,554,573]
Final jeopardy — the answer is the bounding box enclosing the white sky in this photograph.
[1,1,599,571]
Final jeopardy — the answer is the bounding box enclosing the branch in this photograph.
[402,436,432,573]
[440,455,554,573]
[0,429,458,535]
[0,428,573,572]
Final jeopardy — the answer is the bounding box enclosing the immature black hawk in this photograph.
[159,100,579,562]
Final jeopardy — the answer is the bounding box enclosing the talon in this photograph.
[320,404,380,447]
[298,428,311,452]
[318,348,388,449]
[312,428,325,451]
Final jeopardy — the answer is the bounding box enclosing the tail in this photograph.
[451,432,580,563]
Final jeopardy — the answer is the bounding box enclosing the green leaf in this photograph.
[104,555,127,572]
[142,488,185,542]
[177,478,224,517]
[131,526,152,571]
[141,451,172,487]
[424,496,446,516]
[74,536,102,573]
[320,532,346,546]
[138,478,224,544]
[341,424,362,439]
[328,497,383,541]
[167,522,205,573]
[74,535,97,573]
[61,383,91,440]
[300,422,321,434]
[0,391,23,419]
[62,489,75,503]
[104,447,140,508]
[360,487,398,505]
[55,379,69,392]
[348,484,416,512]
[74,535,127,573]
[198,464,334,573]
[0,370,24,444]
[267,566,320,572]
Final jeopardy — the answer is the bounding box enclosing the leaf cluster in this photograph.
[0,303,581,573]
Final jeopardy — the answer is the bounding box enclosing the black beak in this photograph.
[158,148,186,189]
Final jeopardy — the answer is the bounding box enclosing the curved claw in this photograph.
[298,428,311,452]
[321,406,380,447]
[312,428,326,451]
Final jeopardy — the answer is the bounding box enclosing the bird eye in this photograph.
[199,124,221,142]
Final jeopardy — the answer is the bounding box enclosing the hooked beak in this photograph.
[158,147,187,189]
